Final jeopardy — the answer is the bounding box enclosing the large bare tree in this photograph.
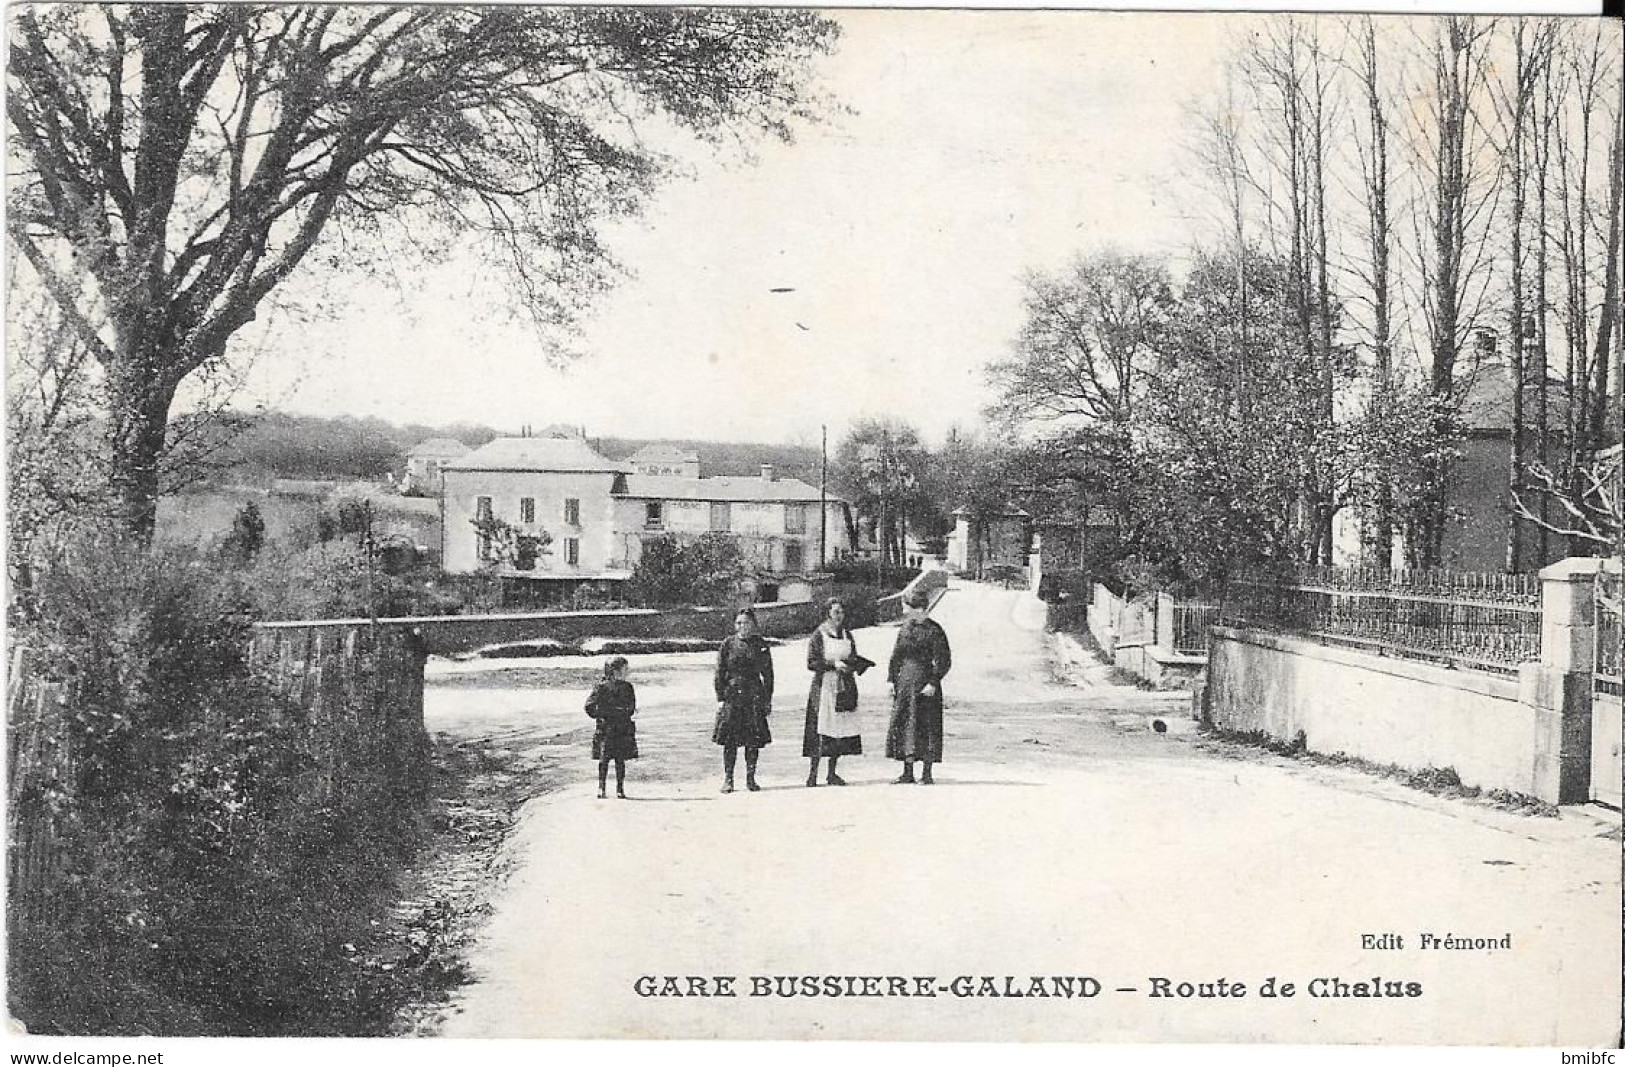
[7,5,837,539]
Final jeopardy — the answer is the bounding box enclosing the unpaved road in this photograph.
[424,581,1621,1045]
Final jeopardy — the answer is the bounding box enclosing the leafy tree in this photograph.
[987,250,1173,435]
[7,6,839,540]
[470,513,552,572]
[626,532,747,607]
[222,501,266,563]
[833,417,928,565]
[985,251,1174,548]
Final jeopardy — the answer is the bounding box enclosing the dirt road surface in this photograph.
[425,580,1621,1044]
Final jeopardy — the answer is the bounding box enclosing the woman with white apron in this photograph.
[802,598,868,786]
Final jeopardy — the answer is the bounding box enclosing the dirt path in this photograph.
[424,581,1621,1044]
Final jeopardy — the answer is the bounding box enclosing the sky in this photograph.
[232,11,1242,447]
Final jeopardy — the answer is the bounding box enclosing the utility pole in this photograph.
[820,423,828,570]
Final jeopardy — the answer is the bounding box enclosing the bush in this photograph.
[626,533,748,608]
[8,534,425,1034]
[823,558,918,592]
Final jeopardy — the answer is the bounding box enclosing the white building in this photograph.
[440,441,853,586]
[626,444,701,478]
[610,464,850,575]
[440,437,625,577]
[403,437,469,494]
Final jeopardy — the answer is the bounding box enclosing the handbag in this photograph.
[849,654,875,676]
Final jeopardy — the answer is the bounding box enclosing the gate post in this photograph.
[1521,557,1601,804]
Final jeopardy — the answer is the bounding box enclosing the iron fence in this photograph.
[1597,570,1621,697]
[1172,602,1220,655]
[1220,566,1542,676]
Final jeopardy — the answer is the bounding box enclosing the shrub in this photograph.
[823,558,918,592]
[8,533,424,1034]
[626,533,748,608]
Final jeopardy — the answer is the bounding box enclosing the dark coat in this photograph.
[886,616,952,762]
[712,634,774,748]
[803,624,863,757]
[586,679,638,761]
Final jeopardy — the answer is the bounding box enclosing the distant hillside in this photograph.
[207,412,504,483]
[594,437,823,483]
[204,411,823,485]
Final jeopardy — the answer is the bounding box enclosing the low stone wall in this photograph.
[258,598,824,657]
[876,569,952,624]
[1206,625,1554,800]
[1113,643,1206,689]
[1592,692,1622,808]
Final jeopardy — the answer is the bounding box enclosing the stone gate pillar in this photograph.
[1520,557,1602,804]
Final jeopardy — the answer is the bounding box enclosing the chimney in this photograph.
[760,463,775,482]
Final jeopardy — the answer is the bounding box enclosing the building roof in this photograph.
[1456,361,1571,433]
[626,444,700,463]
[444,436,622,473]
[408,437,469,457]
[615,474,842,504]
[952,505,1030,518]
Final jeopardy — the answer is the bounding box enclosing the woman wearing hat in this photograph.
[802,598,868,787]
[886,586,952,784]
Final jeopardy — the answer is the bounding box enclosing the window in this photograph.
[565,538,580,566]
[475,496,493,560]
[784,541,804,573]
[709,502,731,532]
[565,498,580,526]
[785,503,806,534]
[645,501,664,528]
[520,497,535,524]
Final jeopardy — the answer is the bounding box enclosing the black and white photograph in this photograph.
[3,1,1622,1053]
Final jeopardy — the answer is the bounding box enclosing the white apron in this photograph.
[816,631,862,739]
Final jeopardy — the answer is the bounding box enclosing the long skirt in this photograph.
[712,690,771,749]
[885,660,943,762]
[802,673,862,757]
[592,719,638,761]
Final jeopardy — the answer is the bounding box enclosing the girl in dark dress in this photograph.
[586,656,638,799]
[713,608,774,793]
[886,587,952,784]
[803,598,864,787]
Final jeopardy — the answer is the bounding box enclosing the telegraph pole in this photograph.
[820,423,828,570]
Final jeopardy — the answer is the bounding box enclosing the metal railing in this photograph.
[1597,570,1622,697]
[1220,566,1542,676]
[1172,602,1220,655]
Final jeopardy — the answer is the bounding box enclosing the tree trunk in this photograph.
[1586,99,1622,454]
[106,344,180,544]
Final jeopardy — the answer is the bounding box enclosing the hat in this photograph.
[902,587,930,609]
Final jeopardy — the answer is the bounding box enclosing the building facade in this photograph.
[946,506,1032,576]
[440,438,624,576]
[403,437,470,494]
[441,440,852,583]
[609,467,848,575]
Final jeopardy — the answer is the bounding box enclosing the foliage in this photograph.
[5,285,114,595]
[8,534,424,1034]
[625,533,749,608]
[8,6,840,538]
[222,502,267,563]
[822,558,919,592]
[469,514,552,573]
[833,417,930,564]
[987,250,1172,432]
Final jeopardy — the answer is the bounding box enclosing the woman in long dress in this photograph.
[713,608,774,793]
[886,587,952,784]
[802,599,865,787]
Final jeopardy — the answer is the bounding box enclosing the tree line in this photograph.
[985,15,1621,591]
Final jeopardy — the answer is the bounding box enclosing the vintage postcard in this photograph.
[4,2,1621,1056]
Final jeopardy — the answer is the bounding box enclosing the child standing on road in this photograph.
[586,656,638,799]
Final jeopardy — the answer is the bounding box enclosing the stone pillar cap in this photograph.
[1539,556,1620,580]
